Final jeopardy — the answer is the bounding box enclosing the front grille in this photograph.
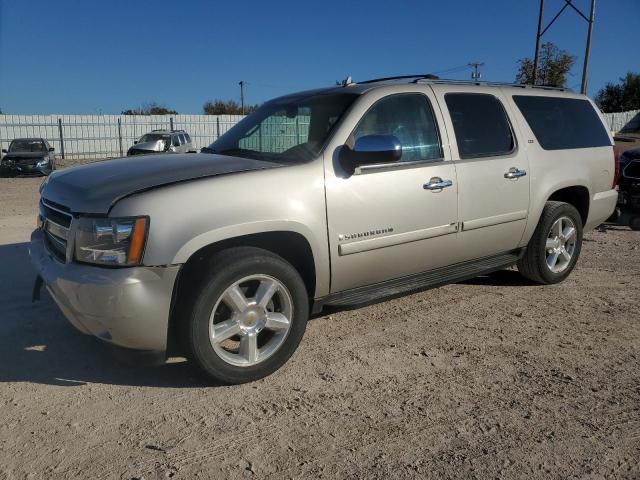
[17,157,42,165]
[40,200,73,262]
[622,161,640,180]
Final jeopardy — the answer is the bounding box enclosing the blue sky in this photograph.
[0,0,638,114]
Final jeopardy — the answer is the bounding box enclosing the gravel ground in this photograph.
[0,177,638,479]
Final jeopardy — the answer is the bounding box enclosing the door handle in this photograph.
[423,177,453,191]
[504,167,527,179]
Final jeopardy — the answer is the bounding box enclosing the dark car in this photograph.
[617,147,640,230]
[1,138,56,176]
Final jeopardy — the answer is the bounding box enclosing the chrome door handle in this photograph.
[423,177,453,191]
[504,167,527,179]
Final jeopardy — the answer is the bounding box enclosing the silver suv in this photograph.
[31,76,618,384]
[127,129,195,156]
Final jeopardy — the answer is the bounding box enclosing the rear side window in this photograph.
[179,134,186,144]
[512,96,611,150]
[445,93,514,159]
[184,133,191,143]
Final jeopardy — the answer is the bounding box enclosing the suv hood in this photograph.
[41,153,281,214]
[3,151,48,159]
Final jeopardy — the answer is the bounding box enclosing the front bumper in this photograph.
[1,161,50,176]
[29,229,180,354]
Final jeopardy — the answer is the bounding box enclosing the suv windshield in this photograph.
[205,92,358,162]
[138,134,170,143]
[9,139,46,153]
[137,133,170,150]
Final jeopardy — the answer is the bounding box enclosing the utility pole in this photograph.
[580,0,596,94]
[530,0,596,92]
[239,81,245,115]
[469,62,484,81]
[532,0,545,85]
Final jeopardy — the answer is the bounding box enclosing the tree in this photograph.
[203,99,258,115]
[595,72,640,113]
[516,42,576,88]
[121,102,178,115]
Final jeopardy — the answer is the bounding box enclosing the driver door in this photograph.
[324,90,460,293]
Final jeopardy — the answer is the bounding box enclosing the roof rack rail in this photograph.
[355,74,440,85]
[151,128,186,133]
[414,78,569,91]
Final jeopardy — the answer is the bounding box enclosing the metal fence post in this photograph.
[216,117,220,138]
[57,118,65,159]
[117,118,123,157]
[170,117,174,131]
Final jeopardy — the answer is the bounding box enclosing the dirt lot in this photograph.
[0,177,638,479]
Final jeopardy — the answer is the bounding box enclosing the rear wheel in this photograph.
[518,201,583,284]
[186,247,309,384]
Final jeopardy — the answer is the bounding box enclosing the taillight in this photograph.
[613,150,620,188]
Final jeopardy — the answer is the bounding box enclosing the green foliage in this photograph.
[516,42,576,88]
[203,99,258,115]
[121,102,178,115]
[595,72,640,113]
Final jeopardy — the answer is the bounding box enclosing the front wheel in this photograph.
[186,247,309,384]
[517,201,583,284]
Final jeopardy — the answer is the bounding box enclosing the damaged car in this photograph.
[1,138,56,176]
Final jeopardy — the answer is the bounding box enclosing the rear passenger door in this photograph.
[432,87,530,261]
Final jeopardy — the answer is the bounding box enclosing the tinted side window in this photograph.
[179,134,186,144]
[184,133,191,143]
[172,135,180,146]
[353,94,443,162]
[513,96,611,150]
[445,93,514,159]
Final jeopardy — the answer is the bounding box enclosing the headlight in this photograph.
[37,158,50,167]
[75,216,149,266]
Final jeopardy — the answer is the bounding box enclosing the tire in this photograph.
[186,247,309,384]
[517,201,583,284]
[630,215,640,231]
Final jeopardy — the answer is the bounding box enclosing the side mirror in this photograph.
[49,147,55,152]
[340,135,402,174]
[1,149,6,153]
[133,140,138,144]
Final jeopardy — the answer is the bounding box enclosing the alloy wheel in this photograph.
[545,216,577,273]
[209,274,293,367]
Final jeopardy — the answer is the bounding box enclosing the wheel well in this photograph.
[166,231,316,356]
[548,186,590,226]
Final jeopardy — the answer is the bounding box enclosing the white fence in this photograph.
[1,109,638,168]
[0,114,245,166]
[603,109,640,134]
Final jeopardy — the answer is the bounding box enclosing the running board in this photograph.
[313,250,523,312]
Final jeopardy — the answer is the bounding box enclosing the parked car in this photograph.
[617,147,640,230]
[31,76,617,384]
[1,138,55,176]
[127,130,195,156]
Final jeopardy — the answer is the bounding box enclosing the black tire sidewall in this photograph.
[188,249,309,384]
[534,203,584,284]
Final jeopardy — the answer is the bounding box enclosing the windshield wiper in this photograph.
[201,146,216,154]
